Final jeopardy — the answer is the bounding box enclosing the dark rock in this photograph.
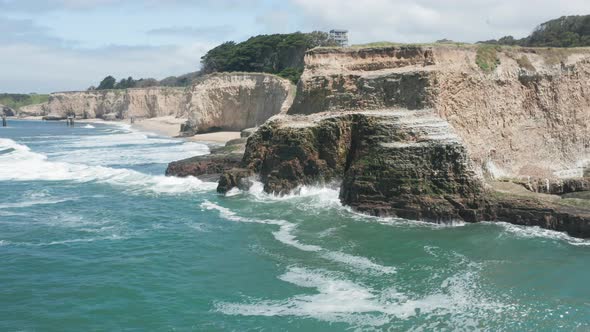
[218,110,590,238]
[42,115,66,121]
[166,154,242,179]
[217,168,255,194]
[1,105,15,116]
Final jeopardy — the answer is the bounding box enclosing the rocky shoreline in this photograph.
[167,45,590,238]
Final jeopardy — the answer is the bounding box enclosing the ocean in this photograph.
[1,119,589,331]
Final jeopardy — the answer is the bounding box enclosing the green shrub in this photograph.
[476,45,500,72]
[0,94,49,109]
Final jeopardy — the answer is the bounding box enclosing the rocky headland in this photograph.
[169,45,590,238]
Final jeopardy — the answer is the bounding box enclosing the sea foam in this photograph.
[0,138,216,194]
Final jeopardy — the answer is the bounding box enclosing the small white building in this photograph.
[329,29,349,47]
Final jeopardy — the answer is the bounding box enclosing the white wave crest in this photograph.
[49,141,209,166]
[489,221,590,246]
[82,124,95,129]
[321,251,397,275]
[246,181,342,207]
[0,138,216,194]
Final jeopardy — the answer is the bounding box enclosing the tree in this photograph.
[97,76,116,90]
[115,77,136,89]
[200,32,338,84]
[480,15,590,47]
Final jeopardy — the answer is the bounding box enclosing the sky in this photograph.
[1,0,590,93]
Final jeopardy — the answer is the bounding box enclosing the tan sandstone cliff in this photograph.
[290,46,590,180]
[211,45,590,237]
[18,73,295,133]
[182,73,295,133]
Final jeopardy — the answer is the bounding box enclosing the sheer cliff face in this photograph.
[287,46,590,179]
[37,87,188,119]
[183,73,294,133]
[20,73,294,133]
[433,49,590,179]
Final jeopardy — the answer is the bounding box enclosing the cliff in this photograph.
[182,73,295,134]
[17,73,294,133]
[288,46,590,179]
[18,87,186,120]
[214,45,590,237]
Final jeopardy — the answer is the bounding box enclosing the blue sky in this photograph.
[1,0,589,93]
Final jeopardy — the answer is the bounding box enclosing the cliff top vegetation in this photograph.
[479,15,590,47]
[200,31,338,84]
[0,93,49,109]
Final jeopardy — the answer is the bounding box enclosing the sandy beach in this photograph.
[131,116,241,143]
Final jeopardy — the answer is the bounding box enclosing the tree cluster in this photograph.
[479,15,590,48]
[92,72,200,91]
[200,31,338,83]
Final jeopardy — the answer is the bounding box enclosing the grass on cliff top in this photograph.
[476,45,501,72]
[0,93,49,109]
[349,41,471,48]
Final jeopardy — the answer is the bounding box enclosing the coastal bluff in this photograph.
[208,45,590,238]
[18,73,294,134]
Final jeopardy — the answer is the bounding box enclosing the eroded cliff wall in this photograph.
[288,46,590,179]
[22,87,187,119]
[183,73,295,133]
[17,73,295,133]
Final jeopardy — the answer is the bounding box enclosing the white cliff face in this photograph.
[183,73,295,133]
[17,73,295,133]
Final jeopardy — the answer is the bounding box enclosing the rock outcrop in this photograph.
[166,138,246,182]
[1,105,15,116]
[214,45,590,237]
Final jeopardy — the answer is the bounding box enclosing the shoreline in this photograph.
[13,116,242,144]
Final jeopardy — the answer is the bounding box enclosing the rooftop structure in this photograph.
[329,29,349,47]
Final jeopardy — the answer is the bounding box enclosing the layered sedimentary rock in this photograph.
[17,73,294,133]
[216,45,590,237]
[21,87,187,119]
[182,73,295,134]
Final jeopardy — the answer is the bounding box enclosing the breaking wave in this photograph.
[489,221,590,247]
[0,138,216,194]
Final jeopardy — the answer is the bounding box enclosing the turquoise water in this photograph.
[1,120,590,331]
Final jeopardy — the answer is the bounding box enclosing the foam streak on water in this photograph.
[201,200,397,273]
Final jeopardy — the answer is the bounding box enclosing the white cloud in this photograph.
[0,42,211,93]
[290,0,590,43]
